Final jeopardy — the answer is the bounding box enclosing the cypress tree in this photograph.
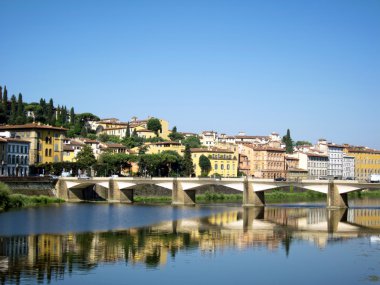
[0,100,6,124]
[9,95,17,124]
[2,86,7,106]
[125,122,131,138]
[182,144,194,177]
[282,129,294,154]
[0,86,2,102]
[47,98,54,125]
[3,86,8,122]
[61,106,68,126]
[15,93,26,124]
[56,105,62,126]
[70,107,75,125]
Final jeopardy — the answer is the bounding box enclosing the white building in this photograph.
[317,139,344,179]
[289,152,328,179]
[343,155,355,179]
[200,131,218,147]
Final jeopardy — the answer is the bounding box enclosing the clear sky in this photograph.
[1,0,379,148]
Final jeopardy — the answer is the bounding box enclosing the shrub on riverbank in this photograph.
[0,182,11,210]
[0,182,64,211]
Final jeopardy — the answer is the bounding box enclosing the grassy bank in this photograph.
[133,190,327,204]
[0,182,64,211]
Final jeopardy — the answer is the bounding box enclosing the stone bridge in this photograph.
[55,177,380,208]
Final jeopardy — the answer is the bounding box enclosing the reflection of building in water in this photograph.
[2,208,380,284]
[0,236,28,257]
[348,209,380,228]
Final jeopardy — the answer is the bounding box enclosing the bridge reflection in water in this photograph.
[1,207,380,283]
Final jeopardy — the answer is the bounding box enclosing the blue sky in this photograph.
[1,0,379,148]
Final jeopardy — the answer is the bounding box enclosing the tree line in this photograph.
[0,85,99,137]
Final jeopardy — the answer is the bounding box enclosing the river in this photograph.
[1,199,380,284]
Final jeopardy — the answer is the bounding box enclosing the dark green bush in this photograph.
[0,182,11,210]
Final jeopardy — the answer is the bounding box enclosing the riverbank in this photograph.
[0,182,64,212]
[133,190,380,204]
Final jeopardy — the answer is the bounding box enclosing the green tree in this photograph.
[182,144,194,177]
[70,107,75,125]
[76,145,96,171]
[125,122,130,138]
[183,136,201,148]
[15,93,26,124]
[295,140,312,146]
[199,155,211,177]
[9,95,17,124]
[2,86,8,121]
[47,98,54,125]
[168,126,185,142]
[282,129,294,154]
[147,118,162,137]
[0,86,2,101]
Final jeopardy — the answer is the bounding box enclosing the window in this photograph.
[214,164,218,170]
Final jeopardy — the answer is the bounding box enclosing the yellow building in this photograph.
[145,141,185,155]
[62,140,85,162]
[96,117,171,140]
[0,123,67,164]
[191,147,238,177]
[344,146,380,181]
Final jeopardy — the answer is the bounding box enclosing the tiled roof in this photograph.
[0,123,67,131]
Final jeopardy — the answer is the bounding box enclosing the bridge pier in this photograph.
[327,209,348,233]
[172,179,196,205]
[327,182,348,208]
[243,207,264,231]
[243,180,265,207]
[55,179,69,201]
[108,179,122,202]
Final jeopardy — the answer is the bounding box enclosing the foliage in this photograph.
[0,182,11,210]
[199,155,211,177]
[282,129,294,154]
[7,194,64,209]
[145,137,165,143]
[168,126,185,142]
[182,135,201,148]
[295,141,312,146]
[31,162,80,176]
[182,145,194,177]
[147,118,162,137]
[96,152,137,176]
[76,145,96,170]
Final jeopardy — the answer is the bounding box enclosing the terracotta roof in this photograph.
[104,143,127,148]
[0,137,30,143]
[190,147,234,154]
[148,141,182,146]
[136,129,154,133]
[0,123,67,131]
[68,140,85,147]
[307,153,329,158]
[327,143,345,148]
[103,127,127,131]
[63,145,75,151]
[79,138,100,144]
[346,147,380,154]
[235,136,269,140]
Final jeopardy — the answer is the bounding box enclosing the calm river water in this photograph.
[1,200,380,285]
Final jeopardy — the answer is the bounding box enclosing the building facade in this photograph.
[343,146,380,181]
[343,155,355,179]
[191,148,238,177]
[0,123,67,165]
[0,137,30,176]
